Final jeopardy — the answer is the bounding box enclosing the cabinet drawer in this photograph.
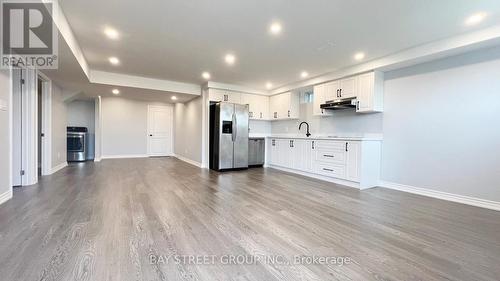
[315,149,346,164]
[314,163,346,178]
[314,140,346,150]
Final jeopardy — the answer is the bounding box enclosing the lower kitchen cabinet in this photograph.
[267,137,381,189]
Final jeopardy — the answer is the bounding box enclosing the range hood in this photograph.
[320,98,357,110]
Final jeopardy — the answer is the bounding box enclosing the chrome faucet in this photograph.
[298,122,311,137]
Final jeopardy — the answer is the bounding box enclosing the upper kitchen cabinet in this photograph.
[339,76,358,99]
[313,83,333,116]
[313,71,383,114]
[323,77,357,100]
[240,94,269,120]
[269,91,299,120]
[356,71,383,113]
[208,89,241,104]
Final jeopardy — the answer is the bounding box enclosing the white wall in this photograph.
[271,103,383,136]
[174,96,203,164]
[271,46,500,202]
[101,97,172,157]
[0,69,12,202]
[249,120,271,136]
[381,47,500,202]
[67,99,95,159]
[51,83,67,169]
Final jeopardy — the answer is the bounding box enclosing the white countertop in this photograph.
[249,134,383,141]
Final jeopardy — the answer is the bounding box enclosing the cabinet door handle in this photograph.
[291,140,294,147]
[323,154,334,158]
[356,101,360,111]
[272,140,275,146]
[336,89,339,98]
[339,89,342,97]
[345,142,348,152]
[260,112,263,119]
[323,168,334,172]
[312,141,315,149]
[321,109,324,114]
[223,94,228,101]
[287,110,290,117]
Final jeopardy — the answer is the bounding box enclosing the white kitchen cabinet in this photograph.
[356,71,383,113]
[313,84,333,116]
[323,80,340,101]
[266,137,382,189]
[208,89,241,104]
[277,139,291,167]
[269,138,280,166]
[345,141,360,182]
[339,76,358,98]
[292,139,313,172]
[269,92,299,120]
[241,94,269,120]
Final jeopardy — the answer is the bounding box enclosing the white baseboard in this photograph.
[50,162,68,175]
[174,154,202,168]
[94,157,102,162]
[380,181,500,212]
[0,189,13,206]
[101,154,148,159]
[268,165,361,189]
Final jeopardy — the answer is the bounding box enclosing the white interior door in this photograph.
[147,105,173,157]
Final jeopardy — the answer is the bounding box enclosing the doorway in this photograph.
[11,68,51,187]
[147,105,173,157]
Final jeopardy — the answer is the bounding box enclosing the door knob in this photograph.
[149,134,153,137]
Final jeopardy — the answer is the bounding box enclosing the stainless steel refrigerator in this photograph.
[209,102,249,171]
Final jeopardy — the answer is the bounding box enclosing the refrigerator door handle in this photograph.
[232,113,237,142]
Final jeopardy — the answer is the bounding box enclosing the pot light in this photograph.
[104,27,119,40]
[465,12,487,26]
[225,54,236,65]
[112,89,120,95]
[269,22,282,35]
[354,52,365,61]
[108,57,120,65]
[266,82,273,89]
[171,96,177,100]
[301,71,309,78]
[202,72,211,80]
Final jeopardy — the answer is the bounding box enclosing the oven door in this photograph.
[67,134,85,152]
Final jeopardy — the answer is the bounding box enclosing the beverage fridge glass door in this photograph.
[233,104,249,168]
[218,103,234,169]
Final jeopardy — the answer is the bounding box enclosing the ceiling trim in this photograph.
[205,81,268,96]
[89,71,201,96]
[271,24,500,95]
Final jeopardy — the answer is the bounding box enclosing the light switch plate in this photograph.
[0,99,7,111]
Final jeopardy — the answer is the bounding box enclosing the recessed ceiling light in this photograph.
[301,71,309,78]
[354,52,365,61]
[104,27,119,40]
[112,89,120,95]
[266,82,273,89]
[269,22,282,35]
[109,57,120,65]
[465,12,487,26]
[202,72,211,80]
[225,54,236,65]
[171,96,177,100]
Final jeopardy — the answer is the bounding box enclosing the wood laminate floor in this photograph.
[0,157,499,281]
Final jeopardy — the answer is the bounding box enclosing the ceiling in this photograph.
[57,0,500,91]
[42,35,196,103]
